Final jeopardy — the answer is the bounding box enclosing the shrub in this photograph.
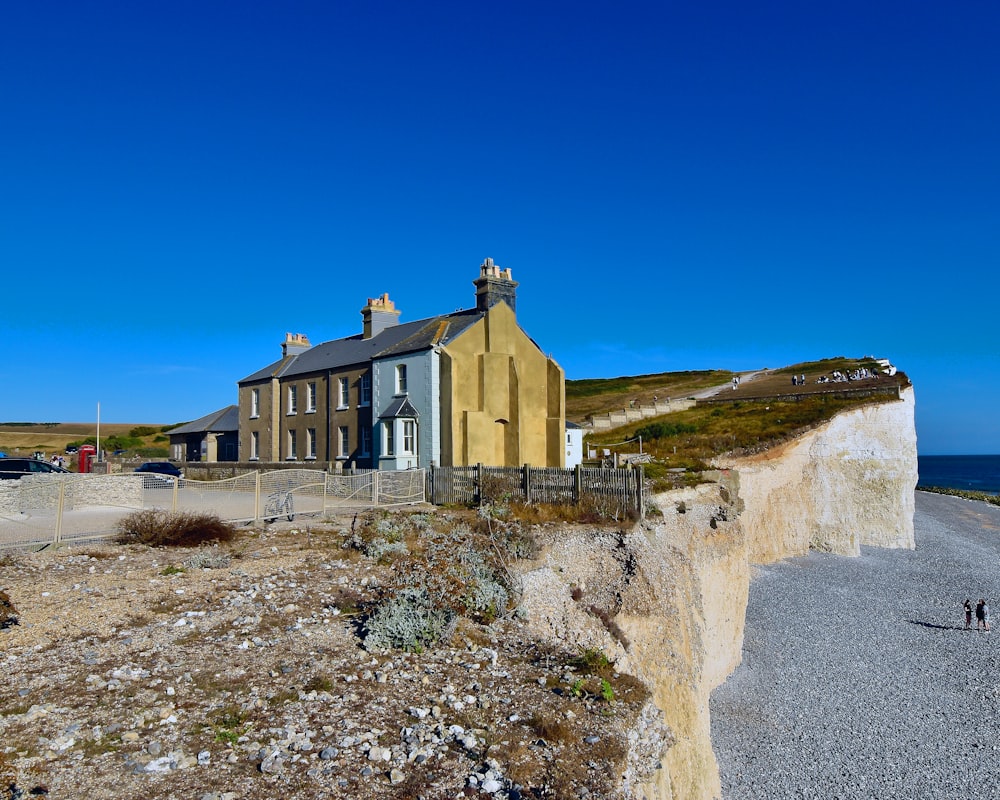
[364,587,456,652]
[115,510,237,547]
[185,550,232,570]
[0,590,18,629]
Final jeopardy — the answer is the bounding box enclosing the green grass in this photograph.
[566,370,735,421]
[581,358,910,489]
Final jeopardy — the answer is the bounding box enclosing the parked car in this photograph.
[0,457,71,480]
[135,462,183,478]
[134,462,184,487]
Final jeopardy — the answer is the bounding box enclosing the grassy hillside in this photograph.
[0,422,177,458]
[572,357,910,489]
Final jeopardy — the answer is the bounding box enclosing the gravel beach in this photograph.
[710,491,1000,800]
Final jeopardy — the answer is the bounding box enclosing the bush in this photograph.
[364,587,455,652]
[114,510,237,547]
[0,589,18,629]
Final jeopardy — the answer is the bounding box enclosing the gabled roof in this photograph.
[379,395,420,419]
[239,309,486,384]
[169,405,239,435]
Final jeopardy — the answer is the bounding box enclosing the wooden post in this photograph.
[523,464,531,504]
[475,463,483,505]
[574,464,582,504]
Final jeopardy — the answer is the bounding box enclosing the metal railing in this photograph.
[0,468,426,550]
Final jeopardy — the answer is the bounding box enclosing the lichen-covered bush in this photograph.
[364,587,455,652]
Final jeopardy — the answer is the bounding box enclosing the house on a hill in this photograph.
[237,259,565,469]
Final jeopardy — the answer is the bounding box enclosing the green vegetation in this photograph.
[581,358,910,491]
[566,369,733,421]
[919,486,1000,507]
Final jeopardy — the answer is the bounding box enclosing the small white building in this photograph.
[565,422,583,469]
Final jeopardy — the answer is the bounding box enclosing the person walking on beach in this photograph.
[964,598,973,630]
[975,599,989,632]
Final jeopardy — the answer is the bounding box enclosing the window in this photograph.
[306,382,317,413]
[288,385,298,414]
[307,428,317,459]
[359,372,371,406]
[396,364,407,394]
[250,388,260,418]
[338,377,350,408]
[250,431,259,460]
[287,430,297,460]
[384,421,395,455]
[338,426,350,458]
[360,426,371,456]
[402,420,416,454]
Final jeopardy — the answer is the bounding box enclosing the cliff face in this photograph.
[516,387,917,799]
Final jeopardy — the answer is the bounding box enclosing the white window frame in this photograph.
[359,372,371,406]
[338,426,349,459]
[384,421,395,455]
[306,382,317,413]
[402,420,416,455]
[288,385,298,415]
[287,430,297,460]
[360,426,371,457]
[338,377,350,409]
[306,427,317,460]
[250,388,260,418]
[396,364,407,394]
[250,431,259,461]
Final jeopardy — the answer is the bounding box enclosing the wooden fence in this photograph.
[426,464,645,519]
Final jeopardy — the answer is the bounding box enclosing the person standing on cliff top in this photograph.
[964,598,973,629]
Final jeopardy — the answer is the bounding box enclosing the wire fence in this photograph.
[0,468,426,551]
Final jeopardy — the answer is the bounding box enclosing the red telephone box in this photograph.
[78,445,97,473]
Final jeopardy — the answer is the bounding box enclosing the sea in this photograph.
[917,455,1000,495]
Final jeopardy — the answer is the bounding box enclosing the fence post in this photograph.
[574,464,582,504]
[475,463,483,505]
[428,465,435,505]
[636,465,645,518]
[522,464,531,503]
[172,475,179,512]
[54,478,66,548]
[254,470,261,521]
[323,471,328,516]
[372,470,380,506]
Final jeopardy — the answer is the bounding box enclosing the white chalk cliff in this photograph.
[517,387,917,799]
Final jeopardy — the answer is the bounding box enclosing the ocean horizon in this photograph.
[917,454,1000,495]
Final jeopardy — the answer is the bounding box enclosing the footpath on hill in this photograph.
[710,491,1000,800]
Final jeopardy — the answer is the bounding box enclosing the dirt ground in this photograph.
[0,510,651,800]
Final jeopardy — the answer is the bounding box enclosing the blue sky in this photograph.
[1,1,997,454]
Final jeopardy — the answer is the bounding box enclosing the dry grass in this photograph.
[114,509,238,547]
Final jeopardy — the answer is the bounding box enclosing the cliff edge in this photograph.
[517,386,917,799]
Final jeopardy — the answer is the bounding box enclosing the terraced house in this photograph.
[237,260,565,469]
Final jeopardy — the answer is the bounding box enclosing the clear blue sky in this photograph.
[2,1,997,455]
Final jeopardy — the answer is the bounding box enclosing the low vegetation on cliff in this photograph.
[0,507,651,800]
[570,357,911,490]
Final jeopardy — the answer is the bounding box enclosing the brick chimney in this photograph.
[474,258,518,313]
[361,293,401,339]
[281,332,312,356]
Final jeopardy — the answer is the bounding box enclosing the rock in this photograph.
[389,767,405,784]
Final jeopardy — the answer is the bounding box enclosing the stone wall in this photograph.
[515,387,917,799]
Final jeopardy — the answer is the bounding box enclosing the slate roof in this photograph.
[169,405,239,435]
[379,395,420,419]
[239,309,486,384]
